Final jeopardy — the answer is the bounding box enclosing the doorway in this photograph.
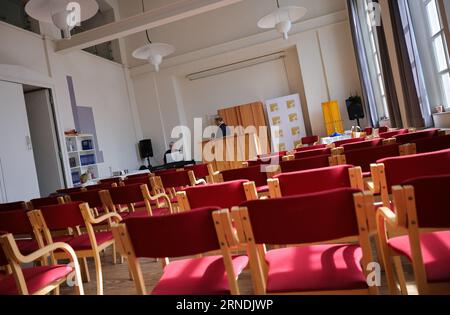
[23,86,66,197]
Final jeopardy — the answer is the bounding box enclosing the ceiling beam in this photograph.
[55,0,243,53]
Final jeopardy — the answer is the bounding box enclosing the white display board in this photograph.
[265,94,307,152]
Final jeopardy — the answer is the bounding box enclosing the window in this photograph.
[363,0,389,120]
[424,0,450,107]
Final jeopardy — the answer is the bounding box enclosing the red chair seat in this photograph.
[265,244,367,293]
[0,265,73,295]
[152,255,248,295]
[256,185,269,193]
[388,231,450,283]
[61,232,113,251]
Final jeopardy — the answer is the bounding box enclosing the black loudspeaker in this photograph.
[139,139,153,159]
[346,96,365,126]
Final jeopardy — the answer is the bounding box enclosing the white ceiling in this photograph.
[116,0,347,67]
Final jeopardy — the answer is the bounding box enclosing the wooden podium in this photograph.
[201,133,264,172]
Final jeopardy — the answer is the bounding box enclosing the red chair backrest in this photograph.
[333,137,365,148]
[378,126,389,133]
[402,175,450,229]
[378,149,450,190]
[221,166,267,187]
[126,173,151,180]
[125,207,221,258]
[364,128,373,136]
[294,144,327,152]
[294,148,331,159]
[0,210,33,235]
[159,170,192,189]
[280,155,330,173]
[30,196,61,209]
[241,188,361,245]
[0,201,27,212]
[301,135,319,145]
[85,183,115,191]
[184,180,248,209]
[38,202,84,230]
[107,184,145,205]
[122,176,151,186]
[99,177,122,184]
[394,128,440,144]
[154,169,179,176]
[56,187,84,194]
[412,134,450,153]
[67,190,103,208]
[185,164,209,179]
[342,138,383,151]
[379,128,409,139]
[345,143,400,173]
[274,165,353,196]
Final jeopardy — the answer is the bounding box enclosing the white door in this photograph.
[25,89,64,196]
[0,80,40,202]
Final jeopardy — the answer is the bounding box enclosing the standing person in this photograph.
[215,117,230,138]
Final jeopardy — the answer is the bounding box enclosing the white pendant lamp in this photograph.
[25,0,99,39]
[132,0,175,72]
[257,0,307,40]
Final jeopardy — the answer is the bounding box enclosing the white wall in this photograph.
[131,13,363,162]
[0,21,142,191]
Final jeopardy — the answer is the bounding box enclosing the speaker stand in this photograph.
[146,157,152,169]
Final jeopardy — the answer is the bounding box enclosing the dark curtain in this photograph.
[347,0,379,127]
[389,0,426,128]
[375,12,403,128]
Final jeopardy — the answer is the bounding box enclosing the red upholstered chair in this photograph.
[379,128,409,139]
[100,184,172,218]
[300,135,319,146]
[0,210,40,256]
[394,128,440,144]
[364,128,373,136]
[0,232,83,295]
[85,182,118,191]
[341,143,400,174]
[112,207,248,295]
[279,154,331,174]
[65,189,104,216]
[294,144,327,152]
[373,149,450,206]
[151,170,198,199]
[176,180,254,212]
[28,202,121,295]
[378,126,389,133]
[268,165,364,198]
[220,165,269,195]
[98,177,122,185]
[184,163,211,181]
[125,173,152,180]
[28,196,65,210]
[233,188,378,294]
[409,134,450,154]
[341,138,384,152]
[293,147,331,160]
[56,187,86,194]
[333,137,366,148]
[122,174,152,187]
[377,175,450,294]
[0,201,27,212]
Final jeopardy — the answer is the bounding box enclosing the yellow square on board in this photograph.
[272,116,281,125]
[287,100,295,109]
[294,140,302,148]
[270,103,279,112]
[291,127,300,136]
[288,113,298,122]
[279,143,286,151]
[275,129,284,138]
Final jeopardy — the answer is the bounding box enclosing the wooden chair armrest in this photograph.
[195,179,207,185]
[90,213,122,225]
[377,207,398,227]
[148,193,174,213]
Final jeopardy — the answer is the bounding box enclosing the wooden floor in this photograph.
[60,247,419,295]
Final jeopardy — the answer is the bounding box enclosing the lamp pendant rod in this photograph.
[141,0,152,44]
[276,0,280,8]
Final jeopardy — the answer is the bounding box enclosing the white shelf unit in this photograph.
[65,134,100,186]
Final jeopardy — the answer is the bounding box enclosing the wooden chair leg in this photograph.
[393,256,408,295]
[79,258,90,283]
[93,252,104,295]
[112,243,117,265]
[53,285,60,295]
